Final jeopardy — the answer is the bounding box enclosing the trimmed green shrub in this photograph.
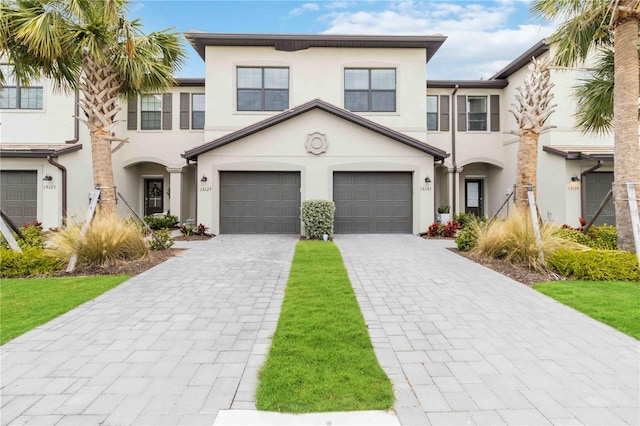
[0,247,64,278]
[149,228,175,250]
[548,249,640,281]
[554,228,592,246]
[586,225,618,250]
[144,214,179,230]
[301,200,335,239]
[0,221,45,250]
[455,228,478,251]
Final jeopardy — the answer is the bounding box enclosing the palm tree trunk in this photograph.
[90,130,118,216]
[515,130,539,209]
[613,5,640,252]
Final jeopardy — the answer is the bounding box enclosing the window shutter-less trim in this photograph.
[490,95,500,132]
[127,95,137,130]
[162,93,172,130]
[440,95,450,132]
[179,93,190,129]
[457,95,467,132]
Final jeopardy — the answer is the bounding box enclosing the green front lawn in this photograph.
[256,241,394,413]
[0,275,130,345]
[533,280,640,339]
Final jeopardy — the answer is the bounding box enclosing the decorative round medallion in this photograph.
[305,132,329,155]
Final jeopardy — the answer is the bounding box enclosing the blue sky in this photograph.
[129,0,556,80]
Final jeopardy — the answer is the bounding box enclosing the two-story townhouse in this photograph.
[426,39,615,228]
[181,33,448,235]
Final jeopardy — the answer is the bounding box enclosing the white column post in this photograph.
[167,167,183,221]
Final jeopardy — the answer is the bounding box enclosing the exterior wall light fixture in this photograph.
[201,175,208,183]
[571,175,580,182]
[424,176,431,183]
[43,173,53,181]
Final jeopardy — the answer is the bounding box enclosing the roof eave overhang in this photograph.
[542,145,613,161]
[182,100,448,162]
[0,144,83,158]
[185,32,447,63]
[490,39,550,80]
[175,78,205,87]
[427,80,508,89]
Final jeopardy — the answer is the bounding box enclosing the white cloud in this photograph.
[319,1,557,79]
[290,3,320,16]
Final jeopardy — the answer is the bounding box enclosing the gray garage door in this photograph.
[0,171,37,227]
[220,171,301,234]
[334,172,412,233]
[585,172,615,226]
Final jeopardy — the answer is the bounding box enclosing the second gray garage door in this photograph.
[220,171,300,234]
[585,172,615,226]
[334,172,412,233]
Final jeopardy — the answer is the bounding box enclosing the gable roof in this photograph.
[185,33,447,63]
[182,99,448,161]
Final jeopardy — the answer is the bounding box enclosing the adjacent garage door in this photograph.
[0,171,37,227]
[220,171,300,234]
[585,172,615,226]
[334,172,412,233]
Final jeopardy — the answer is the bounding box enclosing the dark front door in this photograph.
[144,179,164,216]
[465,179,484,216]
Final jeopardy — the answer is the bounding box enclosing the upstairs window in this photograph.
[345,68,396,112]
[141,94,162,130]
[191,94,205,129]
[0,64,43,110]
[237,67,289,111]
[467,96,487,131]
[426,95,438,131]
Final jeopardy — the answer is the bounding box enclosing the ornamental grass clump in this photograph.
[471,209,584,271]
[52,216,148,267]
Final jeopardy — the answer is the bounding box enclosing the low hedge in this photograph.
[0,247,64,278]
[143,214,179,230]
[548,249,640,282]
[301,200,335,240]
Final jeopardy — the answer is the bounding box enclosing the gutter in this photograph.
[451,84,459,213]
[47,156,68,227]
[580,161,603,220]
[65,90,80,144]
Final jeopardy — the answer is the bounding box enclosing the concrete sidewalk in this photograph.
[1,235,297,425]
[336,235,639,426]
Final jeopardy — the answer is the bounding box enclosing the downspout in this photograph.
[580,160,603,220]
[47,156,68,227]
[451,84,459,213]
[65,89,80,144]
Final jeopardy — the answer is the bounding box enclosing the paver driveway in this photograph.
[1,235,297,426]
[336,235,639,426]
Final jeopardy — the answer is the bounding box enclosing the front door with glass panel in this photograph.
[144,179,164,216]
[465,180,484,217]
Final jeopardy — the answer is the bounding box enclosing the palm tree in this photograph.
[510,57,556,210]
[532,0,640,252]
[2,0,185,216]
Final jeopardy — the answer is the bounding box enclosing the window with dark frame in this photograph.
[0,64,43,110]
[344,68,396,112]
[467,96,487,131]
[426,95,438,131]
[191,93,205,129]
[141,94,162,130]
[237,67,289,111]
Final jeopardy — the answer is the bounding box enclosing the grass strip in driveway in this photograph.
[256,241,394,413]
[1,275,130,345]
[533,280,640,339]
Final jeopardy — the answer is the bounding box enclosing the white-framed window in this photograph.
[0,64,43,110]
[237,67,289,111]
[467,96,487,131]
[191,93,205,130]
[426,95,438,131]
[141,94,162,130]
[344,68,396,112]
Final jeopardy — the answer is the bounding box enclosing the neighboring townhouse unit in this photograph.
[427,40,615,229]
[0,34,616,233]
